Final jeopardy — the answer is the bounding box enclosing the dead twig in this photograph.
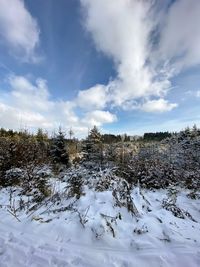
[77,206,90,228]
[7,209,21,222]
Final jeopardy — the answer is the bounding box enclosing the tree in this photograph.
[0,135,50,191]
[143,132,171,142]
[83,126,104,167]
[68,128,74,140]
[50,127,69,166]
[88,126,101,143]
[36,128,48,142]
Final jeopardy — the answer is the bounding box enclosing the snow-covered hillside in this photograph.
[0,167,200,267]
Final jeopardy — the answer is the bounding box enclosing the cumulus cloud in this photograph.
[0,0,40,62]
[76,84,107,110]
[80,0,158,107]
[8,76,52,112]
[141,99,178,113]
[0,75,116,136]
[82,110,117,127]
[79,0,200,112]
[0,102,52,129]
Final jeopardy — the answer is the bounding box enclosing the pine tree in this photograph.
[35,128,49,161]
[36,128,48,142]
[83,126,104,167]
[88,126,101,143]
[50,128,69,166]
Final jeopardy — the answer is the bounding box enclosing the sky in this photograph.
[0,0,200,137]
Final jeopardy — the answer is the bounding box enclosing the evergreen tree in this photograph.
[36,128,48,142]
[50,128,69,166]
[83,126,104,167]
[88,126,101,143]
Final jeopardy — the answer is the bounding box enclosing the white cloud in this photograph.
[185,90,200,98]
[0,0,40,62]
[1,1,200,135]
[0,102,52,129]
[141,99,178,113]
[79,0,200,111]
[80,0,158,106]
[0,75,116,136]
[80,0,171,109]
[0,76,71,130]
[82,110,117,127]
[8,75,52,112]
[76,84,107,110]
[159,0,200,71]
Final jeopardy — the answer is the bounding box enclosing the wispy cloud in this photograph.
[79,0,200,112]
[159,0,200,71]
[185,90,200,99]
[0,0,40,62]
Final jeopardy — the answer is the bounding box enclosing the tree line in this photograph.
[0,124,200,194]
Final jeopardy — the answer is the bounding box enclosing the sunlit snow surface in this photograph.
[0,168,200,267]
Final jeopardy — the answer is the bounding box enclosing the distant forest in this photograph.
[0,127,172,142]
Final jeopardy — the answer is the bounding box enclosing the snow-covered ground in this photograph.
[0,169,200,267]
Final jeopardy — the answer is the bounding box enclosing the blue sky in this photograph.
[0,0,200,137]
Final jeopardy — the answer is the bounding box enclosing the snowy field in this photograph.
[0,168,200,267]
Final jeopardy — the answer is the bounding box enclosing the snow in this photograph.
[0,172,200,267]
